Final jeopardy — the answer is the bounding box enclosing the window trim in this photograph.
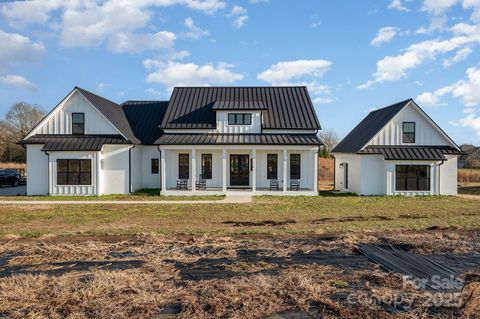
[227,113,252,126]
[395,165,430,192]
[267,154,278,180]
[72,112,85,135]
[178,154,189,180]
[290,154,301,180]
[56,159,92,186]
[402,122,415,144]
[201,154,212,179]
[151,158,159,174]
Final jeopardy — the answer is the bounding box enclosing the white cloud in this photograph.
[143,60,243,90]
[463,0,480,22]
[107,31,176,53]
[257,59,332,83]
[97,82,111,91]
[0,75,36,90]
[0,30,44,73]
[183,17,209,39]
[450,113,480,136]
[443,46,472,67]
[229,5,248,28]
[371,27,399,46]
[388,0,410,12]
[422,0,459,15]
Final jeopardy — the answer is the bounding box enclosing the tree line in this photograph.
[0,102,45,163]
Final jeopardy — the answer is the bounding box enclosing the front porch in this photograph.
[159,145,319,196]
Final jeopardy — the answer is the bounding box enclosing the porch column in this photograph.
[160,148,166,192]
[283,149,288,192]
[313,150,318,193]
[251,149,256,192]
[191,149,196,192]
[222,149,227,192]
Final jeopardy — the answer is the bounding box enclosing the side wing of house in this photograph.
[21,88,135,195]
[333,100,462,196]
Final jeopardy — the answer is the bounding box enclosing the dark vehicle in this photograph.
[0,169,21,187]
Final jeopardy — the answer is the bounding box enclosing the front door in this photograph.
[230,154,249,187]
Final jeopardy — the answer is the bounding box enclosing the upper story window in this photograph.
[72,113,85,135]
[228,113,252,125]
[402,122,415,143]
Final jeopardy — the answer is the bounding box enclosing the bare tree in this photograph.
[0,102,45,163]
[318,128,340,158]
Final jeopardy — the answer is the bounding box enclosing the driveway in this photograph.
[0,185,26,196]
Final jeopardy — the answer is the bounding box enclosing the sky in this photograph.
[1,0,480,144]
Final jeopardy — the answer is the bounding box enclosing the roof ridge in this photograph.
[172,86,308,88]
[75,86,121,107]
[370,98,413,114]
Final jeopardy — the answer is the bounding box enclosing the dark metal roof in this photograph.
[20,134,131,151]
[155,134,322,145]
[122,100,169,144]
[211,100,267,110]
[161,87,321,130]
[333,99,412,153]
[358,146,462,160]
[76,87,140,144]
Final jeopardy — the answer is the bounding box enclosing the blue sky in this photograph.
[1,0,480,144]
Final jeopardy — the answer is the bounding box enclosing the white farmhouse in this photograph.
[332,99,462,195]
[20,86,322,196]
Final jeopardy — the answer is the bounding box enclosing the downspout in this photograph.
[129,144,135,194]
[42,150,50,195]
[333,155,336,191]
[437,160,445,195]
[158,145,162,193]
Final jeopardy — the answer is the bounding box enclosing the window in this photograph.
[267,154,278,179]
[151,158,159,174]
[178,154,189,179]
[57,159,91,185]
[72,113,85,135]
[395,165,430,191]
[402,122,415,143]
[290,154,301,179]
[228,113,252,125]
[201,154,212,179]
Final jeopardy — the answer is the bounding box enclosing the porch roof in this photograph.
[154,133,322,145]
[20,134,132,151]
[358,145,463,160]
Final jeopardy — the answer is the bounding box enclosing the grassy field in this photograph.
[1,195,479,238]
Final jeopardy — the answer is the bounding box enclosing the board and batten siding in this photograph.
[215,111,262,134]
[368,102,451,146]
[30,91,120,136]
[26,145,49,195]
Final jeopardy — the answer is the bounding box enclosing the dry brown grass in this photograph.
[458,168,480,184]
[0,162,26,170]
[0,231,479,318]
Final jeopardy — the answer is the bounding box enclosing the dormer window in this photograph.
[402,122,415,143]
[72,113,85,135]
[228,113,252,125]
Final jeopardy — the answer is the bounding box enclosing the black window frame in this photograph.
[267,154,278,180]
[290,154,301,180]
[227,113,252,125]
[151,158,159,174]
[402,122,415,144]
[395,165,430,191]
[178,154,189,179]
[72,113,85,135]
[201,154,212,179]
[57,159,91,186]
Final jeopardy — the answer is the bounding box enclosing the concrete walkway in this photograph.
[0,194,253,205]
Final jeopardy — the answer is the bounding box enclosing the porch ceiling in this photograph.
[154,133,322,145]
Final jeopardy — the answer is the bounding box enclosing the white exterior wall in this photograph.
[130,146,143,192]
[29,91,120,136]
[334,154,361,194]
[26,145,49,195]
[440,155,458,195]
[216,111,261,133]
[140,146,161,190]
[48,151,98,195]
[99,145,130,195]
[360,155,385,195]
[256,150,284,188]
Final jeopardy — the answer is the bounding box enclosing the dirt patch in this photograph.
[313,215,393,223]
[223,219,297,227]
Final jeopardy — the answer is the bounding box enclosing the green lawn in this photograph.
[0,195,478,237]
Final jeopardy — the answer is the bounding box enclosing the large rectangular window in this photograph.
[290,154,301,179]
[267,154,278,179]
[151,158,159,174]
[395,165,430,191]
[402,122,415,143]
[72,113,85,135]
[201,154,212,179]
[57,159,91,185]
[228,113,252,125]
[178,154,189,179]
